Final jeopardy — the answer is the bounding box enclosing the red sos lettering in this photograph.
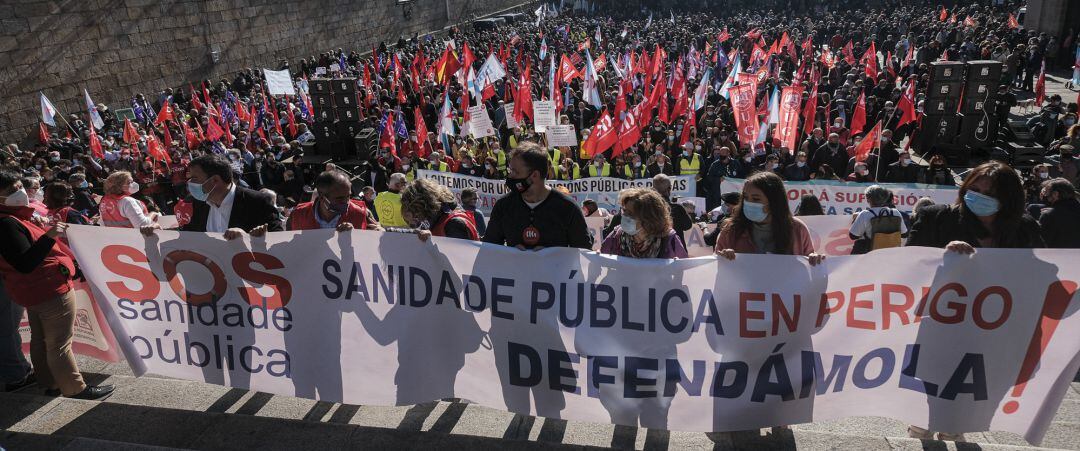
[100,245,292,308]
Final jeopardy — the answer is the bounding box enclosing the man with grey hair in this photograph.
[848,185,907,254]
[1037,178,1080,248]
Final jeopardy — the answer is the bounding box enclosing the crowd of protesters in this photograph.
[2,1,1080,437]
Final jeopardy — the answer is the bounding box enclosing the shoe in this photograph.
[67,385,114,400]
[907,425,933,440]
[2,372,36,392]
[936,432,966,442]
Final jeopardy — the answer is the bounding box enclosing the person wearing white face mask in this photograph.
[98,171,158,229]
[600,188,687,259]
[714,172,825,266]
[884,150,920,183]
[21,177,48,218]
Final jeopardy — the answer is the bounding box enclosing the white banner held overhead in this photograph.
[263,69,297,96]
[720,178,958,215]
[533,100,557,132]
[504,103,520,129]
[416,170,696,215]
[67,226,1080,445]
[468,105,496,138]
[545,124,579,147]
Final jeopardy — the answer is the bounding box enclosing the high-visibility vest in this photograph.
[586,163,611,177]
[546,148,561,164]
[555,164,580,180]
[492,150,507,169]
[623,164,647,179]
[579,140,591,159]
[432,161,449,172]
[99,194,146,228]
[374,191,408,227]
[678,154,701,176]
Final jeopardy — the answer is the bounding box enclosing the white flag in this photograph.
[583,50,602,108]
[477,53,506,85]
[439,92,455,137]
[670,10,675,24]
[83,89,104,130]
[693,69,711,111]
[40,92,57,127]
[644,12,652,30]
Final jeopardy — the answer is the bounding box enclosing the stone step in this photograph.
[2,391,1073,451]
[4,367,1077,450]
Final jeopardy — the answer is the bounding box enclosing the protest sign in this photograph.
[533,100,557,132]
[721,178,958,215]
[468,105,496,138]
[315,67,327,75]
[417,170,696,214]
[263,69,297,96]
[545,124,579,147]
[20,281,122,362]
[67,226,1080,444]
[504,103,519,129]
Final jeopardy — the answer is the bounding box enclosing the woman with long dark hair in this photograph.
[907,161,1043,252]
[714,172,825,265]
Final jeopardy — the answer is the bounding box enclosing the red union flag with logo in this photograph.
[729,84,759,149]
[776,85,804,153]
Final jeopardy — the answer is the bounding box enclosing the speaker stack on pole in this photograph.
[303,78,365,164]
[915,60,1003,164]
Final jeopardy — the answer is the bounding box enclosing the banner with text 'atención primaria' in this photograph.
[66,225,1079,444]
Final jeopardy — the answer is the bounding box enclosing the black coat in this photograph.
[906,204,1044,249]
[1038,198,1080,248]
[182,186,284,233]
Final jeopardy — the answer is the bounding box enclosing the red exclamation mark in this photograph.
[1002,280,1077,414]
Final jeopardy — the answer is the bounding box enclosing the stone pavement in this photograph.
[1,355,1077,450]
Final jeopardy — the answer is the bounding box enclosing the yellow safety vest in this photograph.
[556,164,580,180]
[403,167,416,182]
[587,163,611,177]
[579,140,591,159]
[546,148,561,164]
[374,191,408,227]
[679,154,701,176]
[623,164,647,179]
[492,150,507,169]
[433,161,449,172]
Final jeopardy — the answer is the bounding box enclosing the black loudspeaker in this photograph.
[966,60,1003,81]
[925,98,958,115]
[332,78,357,94]
[336,121,363,155]
[927,81,964,100]
[928,114,962,145]
[311,122,339,142]
[964,80,998,100]
[334,92,357,108]
[961,96,996,115]
[312,108,334,123]
[336,107,361,122]
[309,79,332,95]
[930,61,965,81]
[353,127,378,162]
[958,114,998,147]
[312,94,334,110]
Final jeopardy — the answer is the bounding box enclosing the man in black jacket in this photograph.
[1038,178,1080,248]
[884,150,921,183]
[144,154,282,238]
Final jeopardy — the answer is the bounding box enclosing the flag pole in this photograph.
[874,80,908,181]
[40,92,84,141]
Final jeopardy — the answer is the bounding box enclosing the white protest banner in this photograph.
[504,103,520,129]
[721,178,958,215]
[263,69,297,96]
[315,67,327,75]
[158,215,179,230]
[417,170,696,215]
[533,100,557,132]
[468,105,496,138]
[20,281,122,362]
[545,124,579,147]
[330,63,341,72]
[67,226,1080,444]
[476,53,507,85]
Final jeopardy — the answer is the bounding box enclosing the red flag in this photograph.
[614,87,628,121]
[123,119,139,144]
[236,101,248,123]
[613,104,641,157]
[461,85,472,134]
[594,54,607,73]
[939,6,948,22]
[964,16,976,28]
[285,102,297,138]
[264,90,283,136]
[379,111,397,156]
[514,65,533,122]
[729,84,759,149]
[850,92,867,134]
[1008,14,1020,30]
[154,101,174,125]
[861,42,879,81]
[776,86,805,153]
[182,122,199,149]
[582,110,617,157]
[718,28,731,43]
[162,124,173,151]
[885,51,897,80]
[413,107,430,158]
[363,64,372,88]
[1035,61,1046,107]
[201,82,213,113]
[896,82,918,128]
[842,41,856,66]
[559,54,580,84]
[802,83,819,135]
[146,132,171,164]
[854,121,881,163]
[38,123,50,144]
[670,80,689,122]
[205,117,225,142]
[949,13,957,24]
[189,84,203,111]
[679,101,695,147]
[88,125,103,159]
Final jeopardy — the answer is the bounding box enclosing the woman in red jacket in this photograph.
[0,169,113,400]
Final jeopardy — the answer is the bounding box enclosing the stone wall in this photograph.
[0,0,530,144]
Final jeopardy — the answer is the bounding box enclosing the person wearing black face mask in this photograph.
[483,142,591,250]
[286,170,380,232]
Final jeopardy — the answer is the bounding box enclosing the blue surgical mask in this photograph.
[188,180,210,201]
[964,191,1000,217]
[742,201,768,223]
[77,181,89,189]
[621,215,639,235]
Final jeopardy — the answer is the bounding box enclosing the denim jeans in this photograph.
[0,280,32,384]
